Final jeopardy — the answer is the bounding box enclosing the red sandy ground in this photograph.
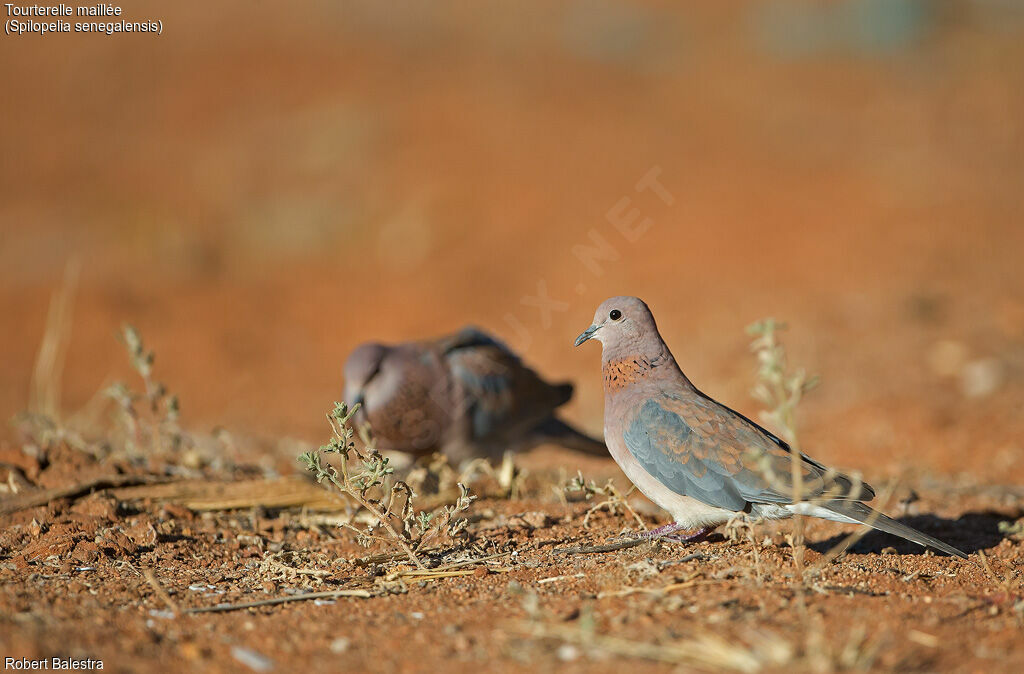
[0,442,1021,673]
[1,3,1023,672]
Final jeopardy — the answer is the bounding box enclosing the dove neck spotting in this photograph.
[599,337,691,395]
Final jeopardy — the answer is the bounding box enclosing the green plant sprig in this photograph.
[301,402,475,570]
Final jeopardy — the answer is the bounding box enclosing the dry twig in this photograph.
[186,589,374,614]
[0,474,172,516]
[142,567,180,615]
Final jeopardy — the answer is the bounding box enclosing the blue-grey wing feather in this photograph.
[447,357,513,437]
[624,399,813,511]
[624,400,747,510]
[442,327,571,441]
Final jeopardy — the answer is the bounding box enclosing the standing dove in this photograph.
[343,326,607,465]
[574,296,967,558]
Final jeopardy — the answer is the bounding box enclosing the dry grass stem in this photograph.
[507,617,791,673]
[747,319,819,591]
[141,567,180,615]
[29,259,79,420]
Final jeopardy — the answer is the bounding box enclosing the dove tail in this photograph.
[531,417,608,457]
[551,382,574,407]
[822,500,968,559]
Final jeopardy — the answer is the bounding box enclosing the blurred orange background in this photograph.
[2,2,1022,483]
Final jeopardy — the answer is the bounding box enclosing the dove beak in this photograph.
[574,324,599,347]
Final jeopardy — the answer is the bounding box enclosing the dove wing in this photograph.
[442,327,571,440]
[622,390,874,511]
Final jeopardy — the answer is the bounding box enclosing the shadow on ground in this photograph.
[810,510,1022,557]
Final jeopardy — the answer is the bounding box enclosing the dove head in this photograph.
[343,342,388,409]
[574,296,669,360]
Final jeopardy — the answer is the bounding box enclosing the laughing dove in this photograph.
[574,296,967,558]
[343,326,607,465]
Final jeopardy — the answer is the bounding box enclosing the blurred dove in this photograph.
[343,326,607,465]
[574,296,967,558]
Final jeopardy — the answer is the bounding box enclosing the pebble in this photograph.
[961,358,1003,398]
[557,644,580,662]
[231,646,274,673]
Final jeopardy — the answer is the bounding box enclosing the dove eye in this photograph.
[609,309,622,321]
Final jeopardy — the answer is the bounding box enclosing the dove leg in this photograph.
[637,522,688,540]
[661,526,715,543]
